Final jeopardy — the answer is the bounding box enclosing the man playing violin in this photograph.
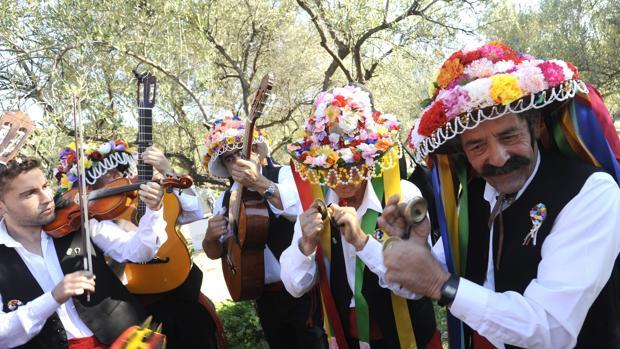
[202,115,326,349]
[0,156,165,349]
[55,139,221,349]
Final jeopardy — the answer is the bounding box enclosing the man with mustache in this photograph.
[379,42,620,348]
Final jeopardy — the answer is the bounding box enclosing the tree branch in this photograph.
[296,0,353,83]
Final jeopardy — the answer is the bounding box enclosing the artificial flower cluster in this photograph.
[288,85,401,180]
[408,41,581,160]
[202,115,268,168]
[56,139,132,192]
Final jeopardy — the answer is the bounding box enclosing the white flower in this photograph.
[329,133,341,145]
[99,142,112,154]
[338,148,354,162]
[463,78,494,109]
[339,110,359,134]
[493,60,516,74]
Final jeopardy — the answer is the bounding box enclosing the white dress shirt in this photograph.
[214,165,301,284]
[280,179,422,305]
[173,187,205,225]
[0,208,167,348]
[437,151,620,348]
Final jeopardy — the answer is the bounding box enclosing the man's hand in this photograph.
[329,204,368,251]
[203,215,228,259]
[142,146,173,176]
[383,238,449,300]
[299,203,324,256]
[378,195,431,244]
[229,157,270,191]
[52,271,96,304]
[139,182,164,211]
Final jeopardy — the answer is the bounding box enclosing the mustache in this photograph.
[481,155,531,177]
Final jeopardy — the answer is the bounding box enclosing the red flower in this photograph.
[333,95,347,107]
[418,102,448,137]
[462,50,482,65]
[353,152,362,162]
[88,151,103,160]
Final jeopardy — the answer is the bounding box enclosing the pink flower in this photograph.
[463,58,495,79]
[538,61,565,86]
[479,45,505,62]
[436,86,471,119]
[515,67,548,94]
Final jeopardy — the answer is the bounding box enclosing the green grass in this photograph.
[216,300,450,348]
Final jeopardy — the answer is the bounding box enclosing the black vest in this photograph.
[222,165,295,261]
[0,231,146,349]
[465,149,620,348]
[329,214,437,348]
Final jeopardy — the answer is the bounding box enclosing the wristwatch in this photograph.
[438,274,460,307]
[262,182,277,199]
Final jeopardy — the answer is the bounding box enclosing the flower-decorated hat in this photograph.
[408,41,588,163]
[55,139,136,193]
[288,85,402,186]
[202,115,270,178]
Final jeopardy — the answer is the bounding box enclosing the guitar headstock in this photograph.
[0,111,35,165]
[135,71,157,109]
[248,73,274,123]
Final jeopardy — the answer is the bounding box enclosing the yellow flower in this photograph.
[80,158,92,169]
[376,125,388,136]
[325,105,340,125]
[489,74,523,105]
[326,151,339,167]
[226,137,234,144]
[60,174,72,190]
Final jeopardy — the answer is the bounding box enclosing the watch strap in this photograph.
[438,274,460,307]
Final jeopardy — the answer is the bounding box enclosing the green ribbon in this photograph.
[452,154,470,276]
[353,178,384,343]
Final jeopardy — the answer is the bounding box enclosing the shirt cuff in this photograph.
[356,237,385,271]
[449,277,491,327]
[291,240,317,285]
[16,292,61,333]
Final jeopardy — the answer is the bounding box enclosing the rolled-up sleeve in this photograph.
[174,187,205,225]
[90,208,168,263]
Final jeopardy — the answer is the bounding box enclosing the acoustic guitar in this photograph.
[223,73,274,301]
[0,111,35,165]
[124,72,193,294]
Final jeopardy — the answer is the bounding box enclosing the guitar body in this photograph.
[123,72,192,294]
[0,111,35,165]
[222,73,274,301]
[125,191,193,294]
[223,189,269,301]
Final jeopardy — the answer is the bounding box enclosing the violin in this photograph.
[44,175,193,238]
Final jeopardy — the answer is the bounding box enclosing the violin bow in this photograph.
[72,94,94,302]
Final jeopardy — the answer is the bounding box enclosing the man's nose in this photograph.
[487,141,510,167]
